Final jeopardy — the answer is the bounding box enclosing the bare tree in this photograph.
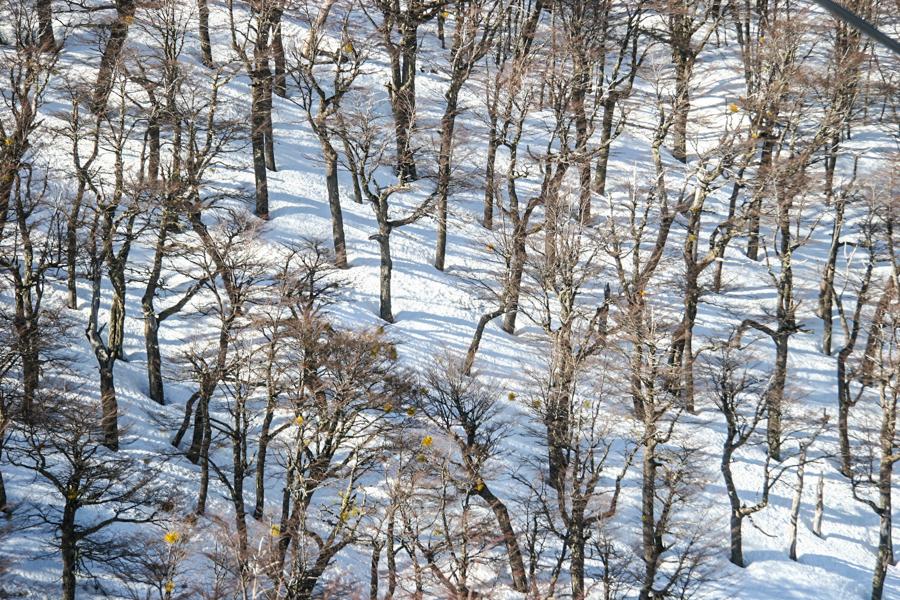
[432,0,505,271]
[226,0,282,218]
[416,363,529,593]
[289,0,367,270]
[657,0,720,163]
[0,11,56,243]
[172,209,265,515]
[339,104,431,323]
[7,390,168,600]
[268,325,415,598]
[371,0,446,182]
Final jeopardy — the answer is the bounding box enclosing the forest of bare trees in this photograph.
[0,0,897,598]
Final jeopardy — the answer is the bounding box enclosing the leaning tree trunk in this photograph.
[475,484,528,593]
[92,0,136,113]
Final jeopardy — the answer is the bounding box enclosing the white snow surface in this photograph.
[0,2,898,599]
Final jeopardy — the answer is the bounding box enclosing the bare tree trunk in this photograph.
[462,307,505,375]
[746,132,773,261]
[570,521,587,600]
[196,395,211,514]
[369,542,382,600]
[65,183,90,309]
[639,437,659,600]
[99,361,119,451]
[476,485,528,593]
[871,383,896,600]
[768,334,788,461]
[272,8,287,98]
[376,220,394,323]
[36,0,56,51]
[572,57,591,223]
[500,231,526,334]
[198,0,213,67]
[813,471,824,537]
[253,372,277,519]
[60,506,77,600]
[92,0,135,113]
[788,447,807,560]
[861,279,894,386]
[251,76,270,219]
[264,79,277,171]
[671,54,690,163]
[386,509,397,599]
[482,121,498,229]
[593,94,616,196]
[713,167,745,292]
[323,144,347,268]
[433,81,463,272]
[818,197,845,355]
[392,27,419,182]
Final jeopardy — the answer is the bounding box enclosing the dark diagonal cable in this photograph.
[810,0,900,56]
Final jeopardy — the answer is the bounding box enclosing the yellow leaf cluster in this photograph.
[163,531,181,545]
[421,435,433,448]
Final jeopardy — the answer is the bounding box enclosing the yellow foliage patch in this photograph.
[163,531,181,545]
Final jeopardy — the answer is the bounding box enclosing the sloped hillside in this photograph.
[0,1,897,599]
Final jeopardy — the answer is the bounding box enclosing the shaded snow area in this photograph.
[0,1,897,599]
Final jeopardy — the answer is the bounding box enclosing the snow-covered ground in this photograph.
[0,1,897,598]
